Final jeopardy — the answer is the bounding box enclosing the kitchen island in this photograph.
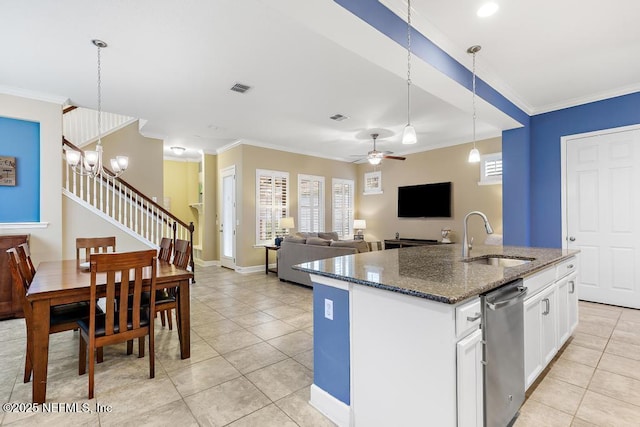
[294,244,579,427]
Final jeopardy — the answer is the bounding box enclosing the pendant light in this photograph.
[65,39,129,178]
[467,45,481,163]
[402,0,417,145]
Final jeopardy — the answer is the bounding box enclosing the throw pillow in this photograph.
[330,239,370,253]
[318,232,340,241]
[284,236,306,244]
[306,237,331,246]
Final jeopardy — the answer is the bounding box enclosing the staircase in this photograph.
[62,109,195,277]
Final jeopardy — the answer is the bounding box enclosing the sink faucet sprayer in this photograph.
[462,211,494,258]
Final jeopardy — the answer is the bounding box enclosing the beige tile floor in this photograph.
[1,265,639,426]
[0,266,333,426]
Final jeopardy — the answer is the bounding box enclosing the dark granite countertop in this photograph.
[293,244,579,304]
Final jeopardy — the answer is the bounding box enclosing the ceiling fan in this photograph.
[352,133,406,165]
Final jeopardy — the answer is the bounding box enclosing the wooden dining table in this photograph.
[26,259,193,403]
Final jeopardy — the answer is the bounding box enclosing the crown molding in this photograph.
[0,85,69,105]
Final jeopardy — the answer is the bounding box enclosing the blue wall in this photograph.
[0,116,40,222]
[313,283,350,405]
[527,92,640,248]
[502,125,531,246]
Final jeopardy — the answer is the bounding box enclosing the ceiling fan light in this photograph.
[171,146,186,155]
[468,147,481,163]
[402,124,417,144]
[368,156,382,166]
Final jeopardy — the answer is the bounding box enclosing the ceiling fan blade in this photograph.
[383,155,406,161]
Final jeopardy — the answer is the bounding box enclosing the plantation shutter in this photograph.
[332,178,354,239]
[256,169,289,245]
[298,174,324,233]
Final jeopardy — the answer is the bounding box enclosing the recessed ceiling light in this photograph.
[477,2,499,17]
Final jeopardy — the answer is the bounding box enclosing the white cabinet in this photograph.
[523,256,578,390]
[456,329,483,427]
[540,285,558,366]
[524,283,558,388]
[567,272,578,333]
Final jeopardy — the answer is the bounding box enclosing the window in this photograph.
[298,174,325,233]
[256,169,289,245]
[332,178,354,239]
[479,152,502,185]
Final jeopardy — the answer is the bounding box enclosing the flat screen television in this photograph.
[397,182,452,218]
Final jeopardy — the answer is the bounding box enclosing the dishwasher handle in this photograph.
[487,286,528,310]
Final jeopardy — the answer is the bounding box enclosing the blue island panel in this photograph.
[313,282,350,405]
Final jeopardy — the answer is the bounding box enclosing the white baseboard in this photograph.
[309,384,351,427]
[194,258,219,267]
[235,264,267,274]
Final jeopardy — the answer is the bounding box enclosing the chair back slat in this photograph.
[6,249,32,321]
[173,239,191,269]
[77,237,116,267]
[158,237,173,262]
[14,245,34,284]
[17,243,36,277]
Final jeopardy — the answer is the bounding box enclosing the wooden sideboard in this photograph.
[0,234,29,319]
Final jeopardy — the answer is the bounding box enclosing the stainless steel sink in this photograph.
[462,256,534,267]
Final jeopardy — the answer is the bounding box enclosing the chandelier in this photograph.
[467,45,481,163]
[65,40,128,178]
[401,0,417,145]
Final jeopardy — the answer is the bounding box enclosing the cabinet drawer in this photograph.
[456,298,482,338]
[556,256,577,280]
[523,267,556,298]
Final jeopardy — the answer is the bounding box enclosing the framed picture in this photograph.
[0,156,16,186]
[363,171,383,195]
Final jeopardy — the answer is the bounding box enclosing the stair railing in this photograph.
[62,137,196,279]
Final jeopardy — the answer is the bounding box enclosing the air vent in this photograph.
[329,114,349,121]
[230,83,251,93]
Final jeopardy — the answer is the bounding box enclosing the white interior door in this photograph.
[220,166,236,270]
[564,126,640,308]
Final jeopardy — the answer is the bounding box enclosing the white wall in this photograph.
[61,196,153,259]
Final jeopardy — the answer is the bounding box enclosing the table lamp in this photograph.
[354,219,366,240]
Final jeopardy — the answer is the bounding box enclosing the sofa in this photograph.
[277,232,370,287]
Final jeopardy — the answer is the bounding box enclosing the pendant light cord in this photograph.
[97,43,102,146]
[472,50,476,148]
[406,0,412,126]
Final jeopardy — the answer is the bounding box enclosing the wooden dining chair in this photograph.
[17,243,36,279]
[76,236,116,267]
[7,248,100,384]
[78,249,158,399]
[155,239,190,330]
[155,237,174,328]
[158,237,173,262]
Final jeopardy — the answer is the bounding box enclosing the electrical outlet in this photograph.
[324,299,333,320]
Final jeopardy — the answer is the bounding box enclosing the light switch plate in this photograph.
[324,298,333,320]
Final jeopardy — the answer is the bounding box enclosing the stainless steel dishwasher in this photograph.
[482,280,528,427]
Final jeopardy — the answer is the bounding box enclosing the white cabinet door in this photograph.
[523,294,543,389]
[557,276,571,345]
[567,272,579,334]
[457,329,483,427]
[540,285,558,366]
[524,283,559,389]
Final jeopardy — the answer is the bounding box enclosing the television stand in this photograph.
[383,238,440,250]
